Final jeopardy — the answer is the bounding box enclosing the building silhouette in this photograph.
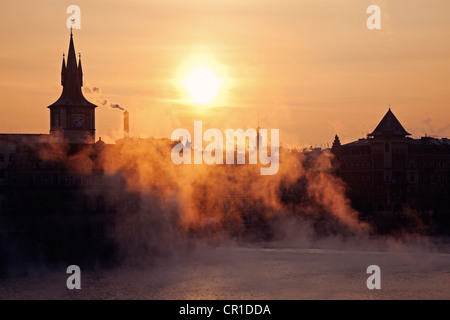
[1,32,449,273]
[0,32,139,270]
[332,108,450,233]
[49,29,97,144]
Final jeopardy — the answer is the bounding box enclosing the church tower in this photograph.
[48,30,97,144]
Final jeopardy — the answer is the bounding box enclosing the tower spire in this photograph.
[78,52,83,87]
[66,29,77,73]
[61,53,66,86]
[48,31,97,144]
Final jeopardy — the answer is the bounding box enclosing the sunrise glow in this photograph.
[183,66,222,105]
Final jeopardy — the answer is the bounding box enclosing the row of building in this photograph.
[0,31,449,270]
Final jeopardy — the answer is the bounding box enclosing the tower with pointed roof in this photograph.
[368,108,411,138]
[331,107,450,230]
[48,30,97,144]
[331,108,413,218]
[368,108,410,197]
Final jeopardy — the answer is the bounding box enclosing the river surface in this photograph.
[1,244,449,299]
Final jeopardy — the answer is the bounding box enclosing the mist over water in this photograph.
[1,139,449,299]
[1,241,449,299]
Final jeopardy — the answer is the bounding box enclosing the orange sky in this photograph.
[1,0,450,147]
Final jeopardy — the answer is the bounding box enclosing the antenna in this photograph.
[257,111,260,129]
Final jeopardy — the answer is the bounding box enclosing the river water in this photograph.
[1,244,449,299]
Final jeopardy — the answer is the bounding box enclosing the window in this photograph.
[64,175,74,186]
[96,195,105,213]
[84,175,92,186]
[83,195,92,212]
[95,175,103,185]
[96,224,104,238]
[0,153,4,162]
[43,199,52,211]
[43,174,51,185]
[0,169,5,178]
[63,199,75,213]
[127,197,137,210]
[34,174,42,185]
[67,225,74,239]
[85,224,93,239]
[385,143,390,153]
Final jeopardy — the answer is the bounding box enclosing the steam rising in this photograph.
[83,86,126,111]
[0,135,449,299]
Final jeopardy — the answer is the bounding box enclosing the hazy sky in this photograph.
[1,0,450,146]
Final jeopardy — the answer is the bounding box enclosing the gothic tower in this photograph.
[48,30,97,144]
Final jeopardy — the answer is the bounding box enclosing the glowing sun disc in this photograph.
[183,66,222,105]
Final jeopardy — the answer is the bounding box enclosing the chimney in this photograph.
[124,111,129,137]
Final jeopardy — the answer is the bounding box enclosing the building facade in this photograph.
[332,109,450,233]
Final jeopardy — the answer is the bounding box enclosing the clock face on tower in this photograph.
[72,114,85,128]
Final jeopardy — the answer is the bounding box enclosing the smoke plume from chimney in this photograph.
[124,111,130,137]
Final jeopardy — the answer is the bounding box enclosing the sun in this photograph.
[183,66,222,105]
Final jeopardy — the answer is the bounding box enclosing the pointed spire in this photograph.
[78,53,83,87]
[369,108,411,137]
[332,134,341,149]
[48,30,96,108]
[66,30,77,74]
[61,53,66,86]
